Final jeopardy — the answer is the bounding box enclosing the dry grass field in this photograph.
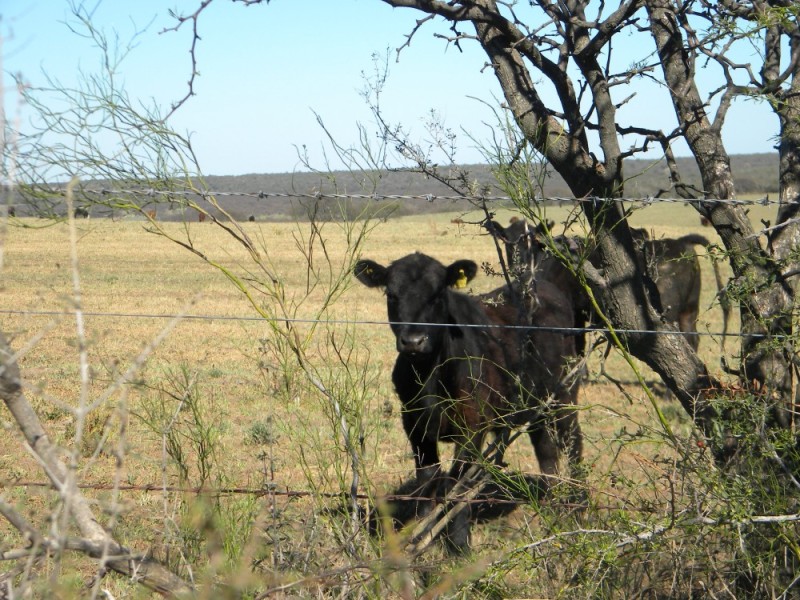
[0,200,780,598]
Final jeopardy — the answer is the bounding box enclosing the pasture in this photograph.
[0,201,769,598]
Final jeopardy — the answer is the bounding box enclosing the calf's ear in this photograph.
[484,220,509,242]
[354,259,388,288]
[446,259,478,289]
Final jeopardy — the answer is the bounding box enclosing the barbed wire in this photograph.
[7,479,800,528]
[0,308,745,340]
[25,185,792,208]
[0,479,528,506]
[0,478,620,511]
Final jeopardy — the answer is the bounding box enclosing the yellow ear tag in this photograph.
[455,268,468,289]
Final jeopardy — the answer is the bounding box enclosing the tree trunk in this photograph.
[646,0,795,430]
[766,31,800,427]
[470,5,723,446]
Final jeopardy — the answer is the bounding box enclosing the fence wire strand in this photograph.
[0,308,744,340]
[28,186,791,208]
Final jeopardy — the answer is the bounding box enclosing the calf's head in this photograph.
[485,218,554,277]
[354,252,478,356]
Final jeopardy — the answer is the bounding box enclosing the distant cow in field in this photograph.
[198,211,207,222]
[74,207,89,219]
[450,217,465,235]
[248,215,256,222]
[487,218,730,353]
[355,252,582,553]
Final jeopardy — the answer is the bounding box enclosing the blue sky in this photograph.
[3,1,779,176]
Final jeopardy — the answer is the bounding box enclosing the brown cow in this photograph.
[632,228,731,351]
[487,218,730,353]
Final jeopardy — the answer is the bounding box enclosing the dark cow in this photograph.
[486,218,594,357]
[632,228,730,351]
[355,252,582,553]
[487,218,730,353]
[73,206,89,219]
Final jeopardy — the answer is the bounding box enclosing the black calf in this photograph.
[355,252,582,553]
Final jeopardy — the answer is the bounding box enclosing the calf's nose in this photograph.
[398,332,428,354]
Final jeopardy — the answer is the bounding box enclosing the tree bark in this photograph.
[766,28,800,426]
[646,0,796,428]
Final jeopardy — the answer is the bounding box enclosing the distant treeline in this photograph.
[9,153,778,221]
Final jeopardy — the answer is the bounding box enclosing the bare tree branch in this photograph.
[0,329,194,597]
